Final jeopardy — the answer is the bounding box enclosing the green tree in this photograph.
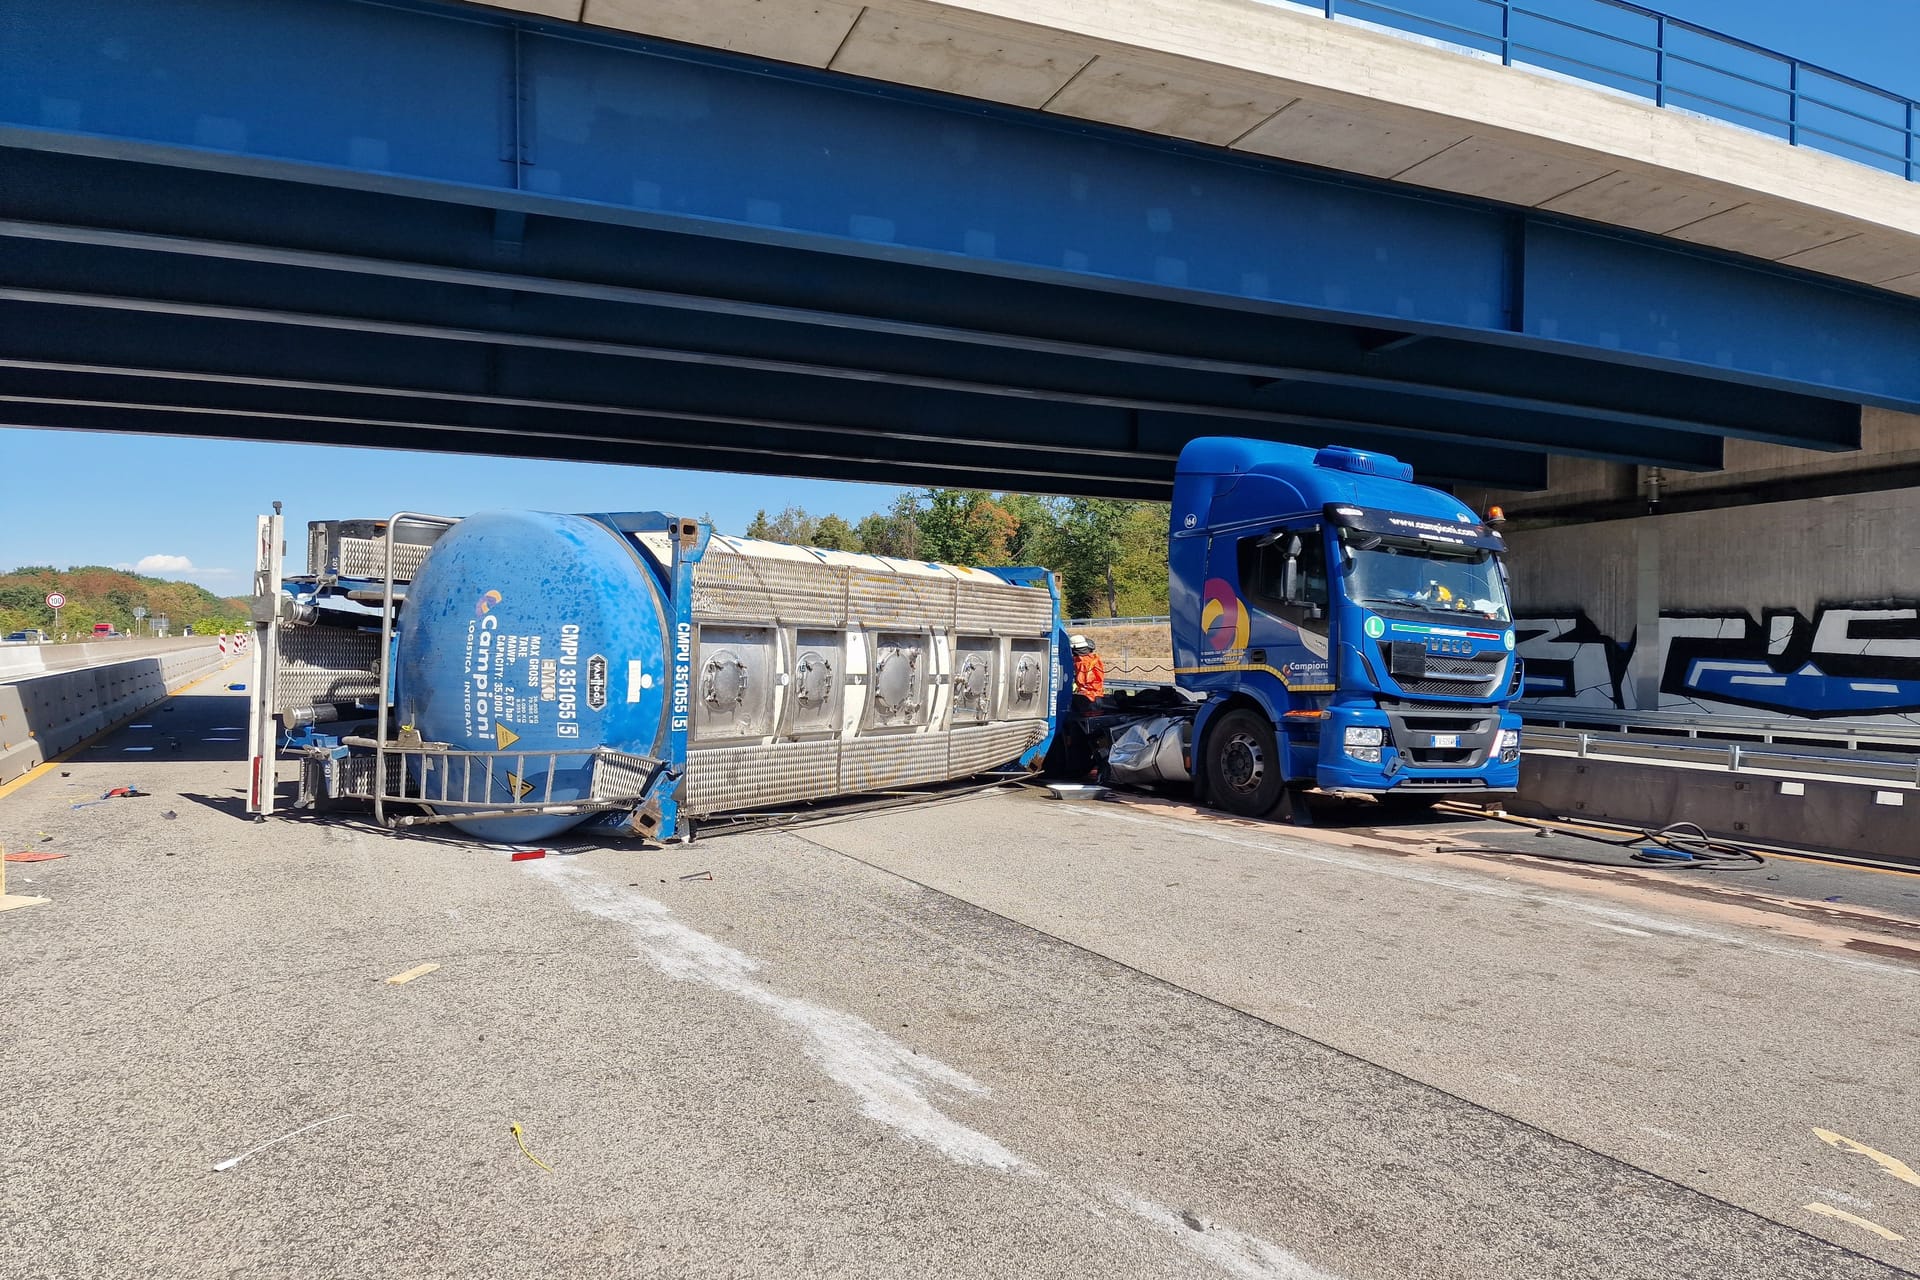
[811,513,860,551]
[745,505,821,546]
[999,492,1060,567]
[912,489,1018,566]
[1110,503,1171,616]
[1053,497,1133,618]
[855,494,923,559]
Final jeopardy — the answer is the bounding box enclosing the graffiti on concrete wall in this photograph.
[1516,605,1920,721]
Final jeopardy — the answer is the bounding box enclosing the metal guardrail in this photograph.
[1316,0,1917,181]
[1065,616,1170,628]
[1523,725,1920,788]
[1517,702,1920,751]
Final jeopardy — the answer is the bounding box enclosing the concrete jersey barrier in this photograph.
[0,642,233,786]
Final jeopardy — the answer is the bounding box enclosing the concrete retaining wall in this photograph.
[0,643,233,785]
[1514,753,1915,867]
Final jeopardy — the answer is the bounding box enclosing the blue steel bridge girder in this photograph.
[0,228,1725,473]
[0,0,1908,494]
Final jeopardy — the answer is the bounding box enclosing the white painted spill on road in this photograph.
[1086,807,1915,979]
[537,863,1343,1280]
[536,862,1023,1172]
[1109,1188,1340,1280]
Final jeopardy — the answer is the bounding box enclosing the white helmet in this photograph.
[1069,633,1093,653]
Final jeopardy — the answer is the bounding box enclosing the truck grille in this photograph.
[1381,700,1499,769]
[1386,652,1507,698]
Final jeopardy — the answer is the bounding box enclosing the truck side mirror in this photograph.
[1280,536,1301,603]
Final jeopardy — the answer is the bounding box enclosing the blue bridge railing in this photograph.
[1308,0,1916,181]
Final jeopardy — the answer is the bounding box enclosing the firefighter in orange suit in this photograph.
[1069,632,1106,713]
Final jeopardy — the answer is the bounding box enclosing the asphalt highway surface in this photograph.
[3,683,1918,1279]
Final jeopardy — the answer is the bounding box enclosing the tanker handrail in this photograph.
[374,511,460,828]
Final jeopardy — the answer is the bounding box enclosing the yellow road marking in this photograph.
[1804,1202,1905,1242]
[384,962,440,986]
[1814,1128,1920,1188]
[0,657,245,803]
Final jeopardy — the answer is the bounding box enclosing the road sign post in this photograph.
[46,591,65,638]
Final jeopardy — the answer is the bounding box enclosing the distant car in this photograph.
[91,623,125,639]
[2,629,48,644]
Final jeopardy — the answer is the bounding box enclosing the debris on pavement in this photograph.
[102,787,149,799]
[509,1122,554,1173]
[678,870,714,882]
[4,852,67,863]
[212,1112,357,1173]
[385,962,440,986]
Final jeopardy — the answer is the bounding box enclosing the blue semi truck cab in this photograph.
[1169,437,1522,815]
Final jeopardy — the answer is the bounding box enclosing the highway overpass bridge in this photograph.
[2,0,1918,496]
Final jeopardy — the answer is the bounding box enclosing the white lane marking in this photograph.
[1110,1188,1340,1280]
[537,863,1345,1278]
[537,863,1023,1171]
[1638,1125,1686,1142]
[1084,807,1916,979]
[1586,922,1653,938]
[1811,1187,1875,1210]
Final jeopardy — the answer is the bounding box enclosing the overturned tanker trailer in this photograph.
[244,508,1064,843]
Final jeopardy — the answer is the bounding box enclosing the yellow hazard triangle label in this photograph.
[495,723,519,750]
[504,772,535,801]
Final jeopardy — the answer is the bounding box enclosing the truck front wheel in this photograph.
[1206,709,1285,817]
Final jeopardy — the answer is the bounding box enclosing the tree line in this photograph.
[741,490,1169,619]
[0,566,250,641]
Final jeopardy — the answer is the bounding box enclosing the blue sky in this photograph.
[2,1,1908,594]
[1644,0,1920,98]
[0,429,903,594]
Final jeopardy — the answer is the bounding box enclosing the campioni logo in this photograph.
[1201,578,1250,652]
[475,589,503,618]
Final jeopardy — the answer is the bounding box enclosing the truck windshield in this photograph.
[1345,538,1510,622]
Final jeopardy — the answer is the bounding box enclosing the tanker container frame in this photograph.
[245,507,1067,844]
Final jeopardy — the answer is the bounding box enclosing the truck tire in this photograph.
[1206,708,1285,817]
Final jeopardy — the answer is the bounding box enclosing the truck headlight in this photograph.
[1344,726,1383,748]
[1498,728,1520,762]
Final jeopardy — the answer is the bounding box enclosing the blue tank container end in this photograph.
[395,510,670,842]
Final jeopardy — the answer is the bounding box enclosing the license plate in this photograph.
[1429,733,1459,748]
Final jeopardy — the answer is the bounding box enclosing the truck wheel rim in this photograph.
[1221,732,1265,792]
